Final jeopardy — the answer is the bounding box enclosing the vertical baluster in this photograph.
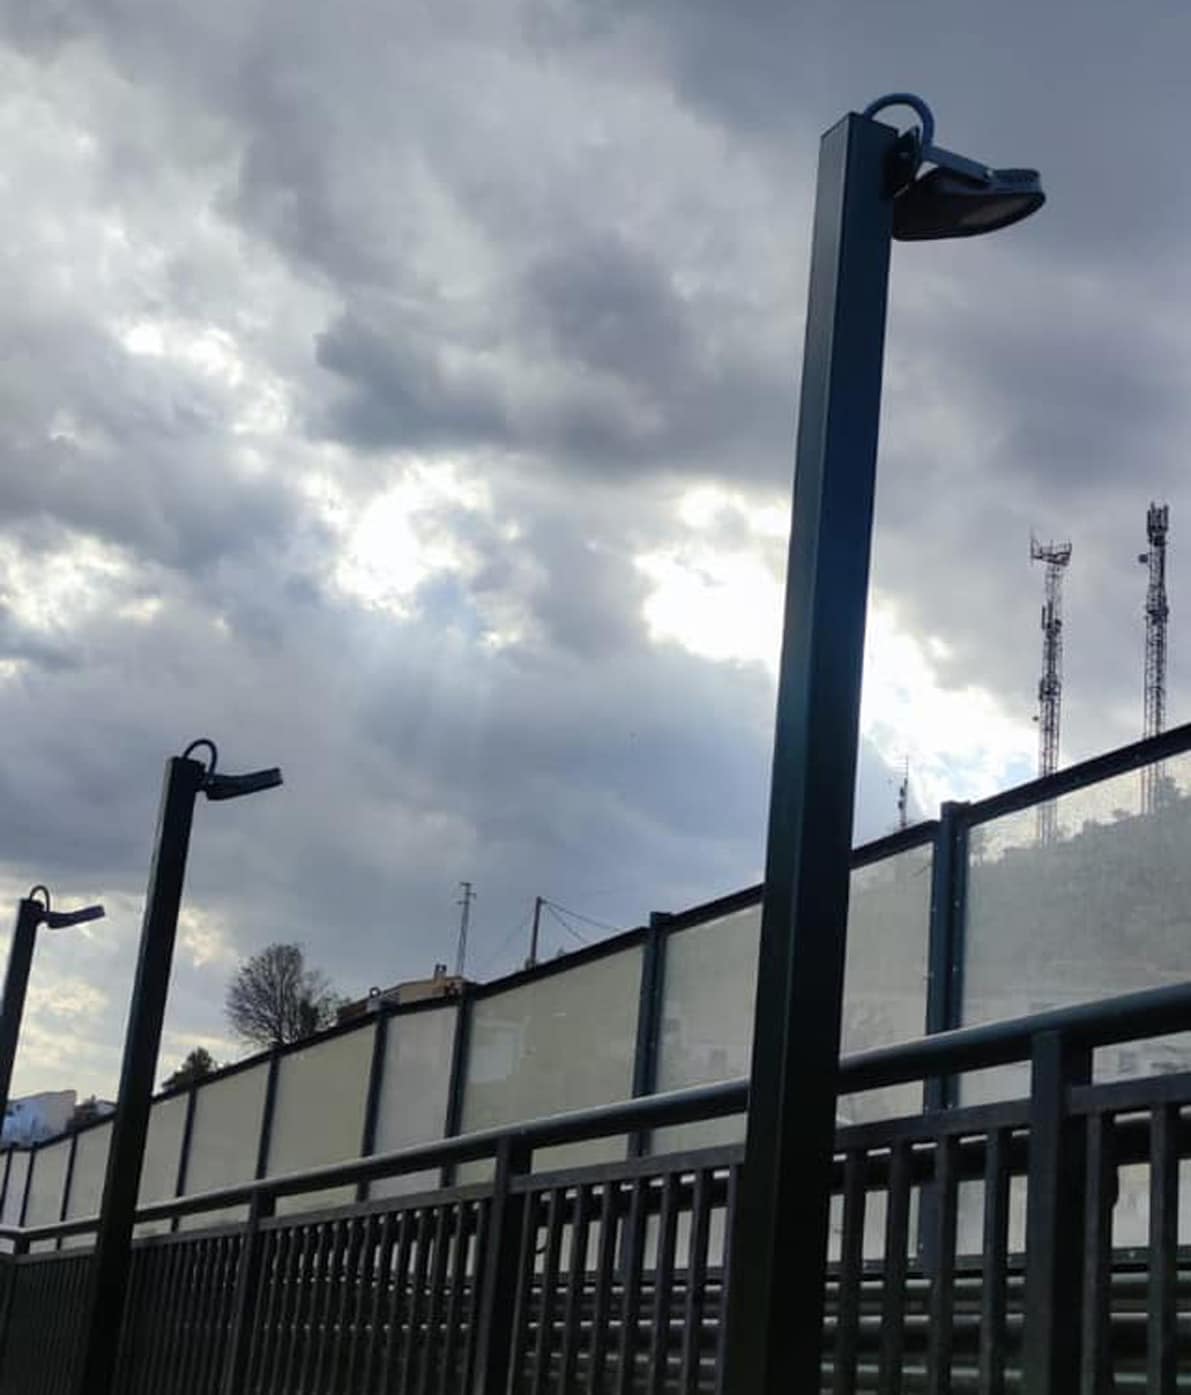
[282,1225,321,1395]
[978,1129,1009,1395]
[362,1211,396,1393]
[250,1227,288,1394]
[648,1173,679,1395]
[532,1189,566,1395]
[380,1209,415,1386]
[926,1135,958,1395]
[459,1199,488,1395]
[876,1141,912,1395]
[437,1203,470,1395]
[1081,1113,1115,1395]
[558,1186,593,1395]
[713,1165,739,1395]
[417,1207,451,1395]
[341,1213,377,1392]
[327,1216,366,1391]
[399,1209,434,1395]
[505,1183,539,1395]
[1148,1103,1177,1395]
[833,1149,867,1395]
[586,1181,618,1395]
[680,1170,711,1395]
[616,1177,648,1395]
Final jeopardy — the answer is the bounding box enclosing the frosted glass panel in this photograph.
[268,1026,373,1215]
[24,1138,70,1232]
[654,906,759,1152]
[962,751,1191,1102]
[655,851,930,1150]
[63,1123,110,1249]
[837,845,933,1124]
[371,1005,457,1199]
[181,1063,267,1229]
[461,947,642,1174]
[1,1151,30,1239]
[134,1094,189,1236]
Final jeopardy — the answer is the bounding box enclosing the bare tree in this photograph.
[161,1047,218,1092]
[226,943,344,1048]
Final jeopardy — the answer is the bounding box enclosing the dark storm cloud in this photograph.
[1,0,1183,1095]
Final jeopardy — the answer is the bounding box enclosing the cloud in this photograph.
[0,0,1184,1104]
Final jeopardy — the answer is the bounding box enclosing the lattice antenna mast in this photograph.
[1140,502,1170,813]
[1032,536,1072,841]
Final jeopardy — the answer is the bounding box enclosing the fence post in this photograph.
[920,802,967,1264]
[471,1136,531,1395]
[441,993,472,1188]
[629,915,668,1158]
[219,1189,276,1395]
[0,1231,29,1382]
[925,801,969,1108]
[1022,1029,1090,1393]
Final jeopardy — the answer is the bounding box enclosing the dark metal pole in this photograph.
[75,754,205,1395]
[528,896,543,967]
[0,900,44,1135]
[721,111,899,1394]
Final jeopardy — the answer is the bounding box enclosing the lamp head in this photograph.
[861,93,1044,243]
[180,739,283,802]
[892,164,1044,242]
[204,768,283,801]
[44,905,106,930]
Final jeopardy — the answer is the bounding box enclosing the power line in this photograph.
[544,902,589,945]
[540,899,621,934]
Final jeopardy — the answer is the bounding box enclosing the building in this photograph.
[2,1090,77,1146]
[337,962,469,1023]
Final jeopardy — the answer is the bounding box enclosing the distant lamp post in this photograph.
[76,739,282,1395]
[722,95,1043,1393]
[0,887,105,1136]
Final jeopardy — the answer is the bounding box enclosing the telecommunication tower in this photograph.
[1032,536,1072,842]
[1139,502,1170,813]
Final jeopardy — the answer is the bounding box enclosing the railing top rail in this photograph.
[5,976,1189,1246]
[965,719,1191,826]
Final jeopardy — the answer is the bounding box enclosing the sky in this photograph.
[1,0,1190,1098]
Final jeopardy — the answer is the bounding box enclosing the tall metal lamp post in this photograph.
[0,887,105,1133]
[75,739,282,1395]
[722,95,1044,1392]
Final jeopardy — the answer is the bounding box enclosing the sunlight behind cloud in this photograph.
[309,462,492,617]
[636,486,1037,814]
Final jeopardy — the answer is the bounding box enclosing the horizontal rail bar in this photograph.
[966,719,1191,826]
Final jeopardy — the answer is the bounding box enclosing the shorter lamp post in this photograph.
[75,739,282,1395]
[0,887,105,1134]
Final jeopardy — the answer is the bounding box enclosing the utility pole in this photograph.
[896,757,910,830]
[1031,536,1072,842]
[454,881,475,978]
[527,896,544,968]
[1140,502,1170,813]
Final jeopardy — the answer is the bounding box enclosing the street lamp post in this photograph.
[75,740,282,1395]
[722,96,1043,1393]
[0,888,105,1137]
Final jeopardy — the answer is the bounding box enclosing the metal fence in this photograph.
[4,978,1191,1392]
[12,721,1191,1242]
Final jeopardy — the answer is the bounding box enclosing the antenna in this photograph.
[1031,535,1072,842]
[1140,502,1170,813]
[454,881,475,978]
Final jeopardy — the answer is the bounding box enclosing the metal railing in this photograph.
[3,979,1191,1392]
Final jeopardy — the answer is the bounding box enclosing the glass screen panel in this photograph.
[180,1062,268,1229]
[371,1005,457,1199]
[268,1025,374,1215]
[962,750,1191,1102]
[460,947,642,1175]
